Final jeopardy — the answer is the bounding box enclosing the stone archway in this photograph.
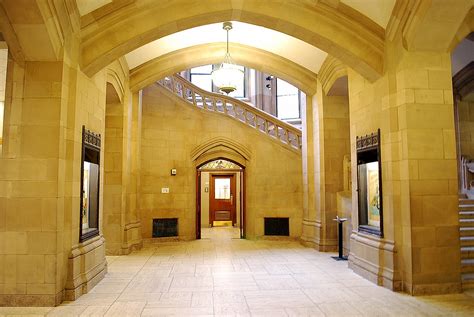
[192,137,250,239]
[130,43,318,95]
[80,0,384,81]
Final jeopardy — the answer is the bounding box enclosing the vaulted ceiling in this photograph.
[76,0,394,80]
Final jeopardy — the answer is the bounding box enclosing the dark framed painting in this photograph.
[356,129,383,237]
[79,126,101,242]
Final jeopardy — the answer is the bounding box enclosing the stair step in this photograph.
[460,219,474,227]
[462,273,474,281]
[462,259,474,273]
[459,205,474,209]
[459,200,474,206]
[461,236,474,243]
[459,210,474,217]
[462,280,474,290]
[460,227,474,238]
[461,246,474,259]
[461,237,474,247]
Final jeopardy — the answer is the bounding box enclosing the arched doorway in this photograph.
[196,158,245,240]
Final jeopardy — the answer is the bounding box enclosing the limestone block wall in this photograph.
[140,85,303,240]
[104,101,125,253]
[63,63,108,301]
[103,84,143,255]
[301,89,350,251]
[0,50,108,304]
[321,95,350,248]
[336,191,352,257]
[347,39,460,295]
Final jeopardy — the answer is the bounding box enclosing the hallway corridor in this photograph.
[1,229,473,316]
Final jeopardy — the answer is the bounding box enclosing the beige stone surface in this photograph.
[140,85,303,240]
[3,228,474,316]
[0,0,471,306]
[80,0,385,81]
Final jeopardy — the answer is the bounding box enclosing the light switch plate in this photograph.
[161,187,170,194]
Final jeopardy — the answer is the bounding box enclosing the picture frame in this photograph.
[79,126,101,242]
[356,129,383,237]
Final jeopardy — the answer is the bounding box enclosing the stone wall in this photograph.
[140,85,303,240]
[347,39,460,295]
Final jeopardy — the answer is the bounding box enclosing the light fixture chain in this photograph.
[226,27,229,54]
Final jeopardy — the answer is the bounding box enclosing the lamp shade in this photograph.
[212,61,244,94]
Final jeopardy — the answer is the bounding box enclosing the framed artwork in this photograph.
[356,129,383,237]
[79,126,101,242]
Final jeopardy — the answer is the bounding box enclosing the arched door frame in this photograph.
[196,157,246,239]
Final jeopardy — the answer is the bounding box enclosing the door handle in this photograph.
[230,194,233,205]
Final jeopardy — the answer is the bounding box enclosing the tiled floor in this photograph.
[1,227,474,316]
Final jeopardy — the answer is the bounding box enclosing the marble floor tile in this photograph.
[103,301,146,317]
[7,227,474,316]
[169,276,214,292]
[253,274,300,290]
[244,290,315,309]
[79,306,110,317]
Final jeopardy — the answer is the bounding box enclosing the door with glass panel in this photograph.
[209,174,236,226]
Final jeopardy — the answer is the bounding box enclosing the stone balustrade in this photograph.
[158,74,302,153]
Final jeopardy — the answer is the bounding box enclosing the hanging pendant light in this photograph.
[212,22,244,95]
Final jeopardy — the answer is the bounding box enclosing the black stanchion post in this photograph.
[332,216,348,261]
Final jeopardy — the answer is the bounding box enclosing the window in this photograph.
[214,178,231,199]
[189,64,247,99]
[80,126,101,242]
[276,78,300,120]
[190,65,213,91]
[227,65,245,99]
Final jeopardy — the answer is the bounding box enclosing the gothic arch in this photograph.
[130,43,317,95]
[191,137,251,168]
[80,0,384,81]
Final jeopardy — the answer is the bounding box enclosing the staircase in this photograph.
[459,195,474,289]
[157,74,302,153]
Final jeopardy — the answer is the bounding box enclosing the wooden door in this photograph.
[210,174,236,225]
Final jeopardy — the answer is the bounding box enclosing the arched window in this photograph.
[276,78,300,120]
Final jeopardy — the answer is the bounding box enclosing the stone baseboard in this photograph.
[349,232,400,291]
[404,282,462,296]
[349,253,401,291]
[0,291,63,307]
[64,235,108,301]
[122,221,143,255]
[301,219,338,251]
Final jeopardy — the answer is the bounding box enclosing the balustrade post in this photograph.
[223,101,228,115]
[157,75,301,153]
[192,89,197,107]
[171,76,176,94]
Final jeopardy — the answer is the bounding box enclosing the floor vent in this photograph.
[264,217,289,236]
[152,218,178,237]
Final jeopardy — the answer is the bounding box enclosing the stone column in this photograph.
[396,50,460,294]
[348,42,461,294]
[301,93,319,246]
[122,91,143,253]
[0,58,69,305]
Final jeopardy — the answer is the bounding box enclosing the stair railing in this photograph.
[157,74,302,153]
